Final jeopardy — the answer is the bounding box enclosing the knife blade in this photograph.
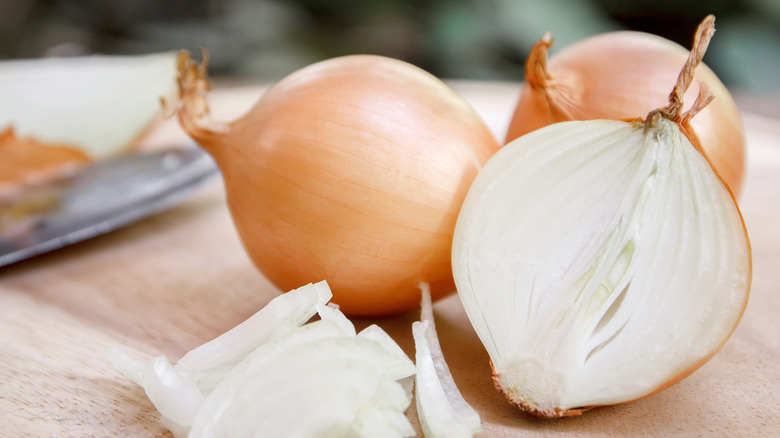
[0,146,219,268]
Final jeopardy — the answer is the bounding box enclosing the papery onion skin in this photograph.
[176,52,499,316]
[506,30,746,197]
[0,126,91,190]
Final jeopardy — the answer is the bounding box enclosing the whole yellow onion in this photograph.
[175,52,499,316]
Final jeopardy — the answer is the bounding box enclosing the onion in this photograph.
[112,281,418,437]
[174,52,499,316]
[413,283,481,437]
[452,16,751,418]
[505,18,746,197]
[0,52,178,159]
[0,52,178,193]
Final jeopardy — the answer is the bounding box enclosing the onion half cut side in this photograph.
[452,118,751,418]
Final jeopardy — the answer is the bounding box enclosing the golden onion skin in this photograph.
[177,53,499,316]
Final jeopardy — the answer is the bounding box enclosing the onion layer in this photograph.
[0,127,90,190]
[506,19,746,196]
[413,283,481,437]
[175,52,499,316]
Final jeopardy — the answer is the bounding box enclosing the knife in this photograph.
[0,145,219,268]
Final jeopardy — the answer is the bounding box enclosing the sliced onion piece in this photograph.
[191,359,393,437]
[112,280,417,437]
[0,52,178,159]
[413,283,482,437]
[190,325,415,437]
[111,282,332,431]
[452,115,751,417]
[352,406,417,438]
[176,280,331,372]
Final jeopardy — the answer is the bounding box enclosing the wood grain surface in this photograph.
[0,82,778,437]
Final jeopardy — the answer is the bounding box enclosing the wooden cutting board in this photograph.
[1,82,778,437]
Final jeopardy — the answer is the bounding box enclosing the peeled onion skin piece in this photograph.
[506,30,746,197]
[0,126,91,190]
[175,51,499,316]
[413,283,482,437]
[0,52,179,159]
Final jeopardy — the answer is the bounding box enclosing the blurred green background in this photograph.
[1,0,779,94]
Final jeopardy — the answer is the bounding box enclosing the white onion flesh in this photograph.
[176,280,331,373]
[452,118,750,416]
[112,353,205,427]
[111,281,416,437]
[413,283,481,437]
[0,52,178,158]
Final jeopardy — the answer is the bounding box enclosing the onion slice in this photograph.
[112,281,417,437]
[0,127,91,190]
[173,51,500,316]
[413,283,481,436]
[452,115,751,417]
[176,280,331,372]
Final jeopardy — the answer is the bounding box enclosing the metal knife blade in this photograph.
[0,146,219,268]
